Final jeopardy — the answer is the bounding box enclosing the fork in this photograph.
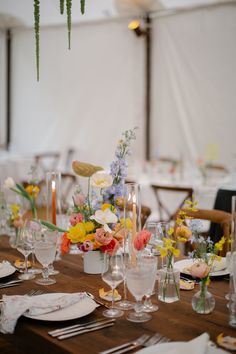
[99,334,150,354]
[0,289,44,302]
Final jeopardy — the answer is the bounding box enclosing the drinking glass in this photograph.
[16,225,35,280]
[141,252,159,312]
[101,253,125,318]
[126,259,156,322]
[34,230,58,285]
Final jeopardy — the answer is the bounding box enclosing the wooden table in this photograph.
[0,235,235,354]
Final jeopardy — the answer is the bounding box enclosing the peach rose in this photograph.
[69,213,83,226]
[133,230,151,251]
[13,218,24,228]
[100,238,119,256]
[95,228,113,245]
[190,261,210,279]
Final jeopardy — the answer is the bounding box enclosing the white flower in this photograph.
[90,209,118,232]
[4,177,15,189]
[91,172,113,189]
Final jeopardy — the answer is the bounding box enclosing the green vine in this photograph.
[66,0,72,50]
[60,0,65,15]
[80,0,85,14]
[34,0,40,81]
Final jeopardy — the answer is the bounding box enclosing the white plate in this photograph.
[24,293,98,321]
[0,263,16,278]
[174,259,229,277]
[137,341,228,354]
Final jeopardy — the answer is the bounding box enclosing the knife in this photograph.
[52,319,115,337]
[49,318,115,336]
[58,322,115,340]
[0,283,21,289]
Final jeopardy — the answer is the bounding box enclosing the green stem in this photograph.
[66,0,72,50]
[60,0,65,14]
[40,220,67,233]
[34,0,40,81]
[80,0,85,14]
[87,177,91,214]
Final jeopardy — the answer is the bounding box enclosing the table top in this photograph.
[0,235,235,354]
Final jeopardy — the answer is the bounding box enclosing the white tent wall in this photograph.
[151,3,236,167]
[10,19,145,170]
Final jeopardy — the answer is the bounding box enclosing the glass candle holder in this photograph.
[46,171,62,226]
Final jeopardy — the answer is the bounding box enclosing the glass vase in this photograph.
[158,266,180,303]
[192,280,215,314]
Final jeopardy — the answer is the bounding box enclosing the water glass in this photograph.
[126,260,156,322]
[34,230,58,285]
[101,253,125,318]
[141,252,159,312]
[16,226,35,280]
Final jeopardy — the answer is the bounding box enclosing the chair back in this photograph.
[34,152,61,176]
[151,184,193,222]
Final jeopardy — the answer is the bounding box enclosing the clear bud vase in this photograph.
[192,279,215,314]
[158,266,180,303]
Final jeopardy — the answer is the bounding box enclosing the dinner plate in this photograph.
[0,262,16,278]
[137,341,228,354]
[174,259,229,277]
[24,293,98,321]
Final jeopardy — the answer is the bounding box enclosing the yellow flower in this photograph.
[84,233,96,242]
[67,223,86,243]
[163,238,175,248]
[159,248,168,258]
[173,248,180,257]
[167,227,174,236]
[25,184,40,198]
[176,218,183,226]
[215,236,226,251]
[120,217,133,230]
[101,203,117,214]
[84,221,95,233]
[10,204,20,215]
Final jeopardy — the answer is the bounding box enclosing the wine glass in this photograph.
[101,253,125,318]
[34,230,58,285]
[16,225,35,280]
[126,258,156,322]
[141,252,159,312]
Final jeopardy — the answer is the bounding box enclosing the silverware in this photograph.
[0,279,23,286]
[48,318,114,337]
[86,292,110,309]
[113,334,170,354]
[99,334,150,354]
[0,283,21,289]
[58,321,115,340]
[48,318,115,337]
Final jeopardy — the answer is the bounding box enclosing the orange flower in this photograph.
[61,233,71,255]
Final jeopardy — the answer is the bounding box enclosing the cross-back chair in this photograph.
[34,152,61,176]
[151,184,193,222]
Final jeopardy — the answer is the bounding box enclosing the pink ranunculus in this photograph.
[190,262,210,279]
[80,241,94,253]
[133,229,151,251]
[100,238,119,256]
[73,194,86,207]
[69,213,83,226]
[95,228,113,245]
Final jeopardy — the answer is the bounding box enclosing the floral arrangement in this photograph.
[43,128,137,256]
[34,0,85,81]
[7,204,24,230]
[4,167,40,219]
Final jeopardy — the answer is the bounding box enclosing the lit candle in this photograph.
[51,179,56,225]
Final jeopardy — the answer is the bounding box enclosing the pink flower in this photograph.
[69,213,83,226]
[80,241,94,252]
[29,220,41,232]
[133,229,151,251]
[100,238,119,256]
[73,194,86,207]
[13,218,24,229]
[190,262,210,279]
[95,228,113,245]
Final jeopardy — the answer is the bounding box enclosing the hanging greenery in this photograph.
[33,0,86,81]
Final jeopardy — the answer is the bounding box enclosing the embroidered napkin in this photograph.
[0,292,90,334]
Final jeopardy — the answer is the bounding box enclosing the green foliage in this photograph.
[60,0,65,14]
[80,0,85,14]
[34,0,40,81]
[66,0,72,50]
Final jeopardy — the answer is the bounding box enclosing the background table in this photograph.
[0,235,235,354]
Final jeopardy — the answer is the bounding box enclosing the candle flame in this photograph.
[52,180,56,190]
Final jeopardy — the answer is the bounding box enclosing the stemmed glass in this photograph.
[101,253,125,318]
[16,225,35,280]
[34,230,58,285]
[141,252,159,312]
[126,257,156,322]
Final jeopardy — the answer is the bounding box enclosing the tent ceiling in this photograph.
[0,0,233,28]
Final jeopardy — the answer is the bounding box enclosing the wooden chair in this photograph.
[141,205,151,228]
[34,152,61,175]
[151,184,193,222]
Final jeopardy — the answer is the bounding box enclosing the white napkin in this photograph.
[0,292,87,334]
[163,333,209,354]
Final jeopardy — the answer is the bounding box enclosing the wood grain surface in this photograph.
[0,235,234,354]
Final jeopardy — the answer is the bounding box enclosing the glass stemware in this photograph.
[101,253,125,318]
[126,257,156,322]
[16,226,35,280]
[141,252,159,312]
[34,230,58,285]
